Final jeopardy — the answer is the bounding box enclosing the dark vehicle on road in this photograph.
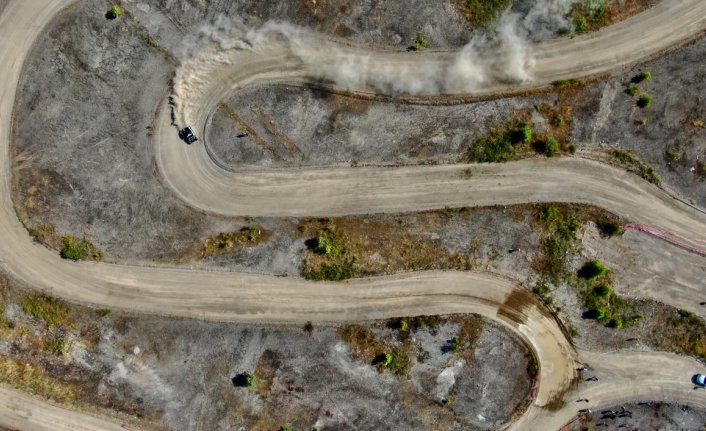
[179,127,198,144]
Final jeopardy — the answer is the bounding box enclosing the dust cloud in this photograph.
[173,0,581,120]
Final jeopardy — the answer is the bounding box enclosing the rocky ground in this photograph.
[0,273,535,431]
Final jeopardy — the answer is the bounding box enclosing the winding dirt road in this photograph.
[1,0,706,430]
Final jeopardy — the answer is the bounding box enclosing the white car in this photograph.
[694,374,706,387]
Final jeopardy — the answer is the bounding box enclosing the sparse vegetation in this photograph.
[610,149,660,184]
[301,224,358,281]
[571,0,608,33]
[457,0,510,27]
[625,85,639,97]
[0,357,75,403]
[22,294,72,330]
[534,204,581,285]
[463,122,533,163]
[200,224,269,258]
[551,78,587,88]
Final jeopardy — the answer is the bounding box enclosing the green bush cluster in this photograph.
[59,235,102,261]
[581,283,643,329]
[464,123,533,163]
[537,205,581,284]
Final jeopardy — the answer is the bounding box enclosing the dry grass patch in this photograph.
[299,215,472,280]
[187,224,270,261]
[0,357,76,404]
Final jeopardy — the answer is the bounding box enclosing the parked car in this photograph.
[694,374,706,387]
[179,127,198,144]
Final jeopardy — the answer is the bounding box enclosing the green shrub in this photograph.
[592,284,613,298]
[573,15,587,32]
[60,236,85,260]
[545,137,558,157]
[509,125,532,144]
[413,34,430,50]
[232,373,257,387]
[625,85,639,97]
[314,233,342,256]
[304,321,314,333]
[637,95,652,108]
[631,71,652,84]
[106,5,123,20]
[607,318,623,329]
[596,219,624,237]
[59,235,102,261]
[578,260,607,279]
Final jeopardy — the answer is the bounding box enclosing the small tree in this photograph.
[60,235,86,261]
[637,95,652,108]
[578,260,607,279]
[232,373,257,388]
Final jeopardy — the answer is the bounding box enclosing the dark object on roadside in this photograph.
[236,132,248,138]
[577,366,589,372]
[700,301,706,306]
[578,408,592,414]
[576,398,589,403]
[508,246,522,253]
[626,337,638,341]
[406,46,417,52]
[586,376,598,381]
[601,410,615,415]
[179,127,198,144]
